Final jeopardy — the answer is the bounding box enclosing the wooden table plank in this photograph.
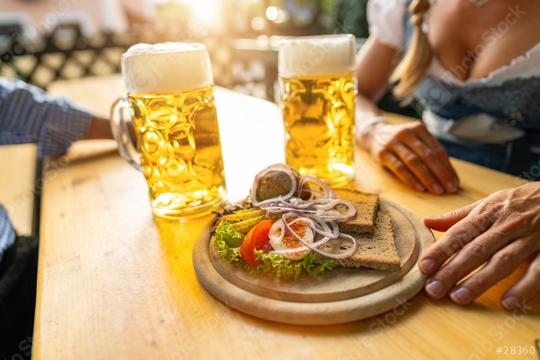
[0,144,37,236]
[35,75,538,360]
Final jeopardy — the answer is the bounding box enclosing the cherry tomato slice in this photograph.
[251,220,273,251]
[239,219,273,268]
[240,227,257,267]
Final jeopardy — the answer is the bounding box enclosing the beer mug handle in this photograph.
[110,97,141,170]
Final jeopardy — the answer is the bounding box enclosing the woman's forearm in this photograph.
[356,93,382,119]
[355,94,388,150]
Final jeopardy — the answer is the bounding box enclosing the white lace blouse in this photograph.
[367,0,540,145]
[367,0,540,87]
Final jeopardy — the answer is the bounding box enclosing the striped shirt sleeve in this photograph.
[0,205,16,264]
[0,78,92,157]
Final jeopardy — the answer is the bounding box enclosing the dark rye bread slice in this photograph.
[319,210,401,271]
[334,189,379,233]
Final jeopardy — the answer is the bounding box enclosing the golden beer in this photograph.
[279,35,356,186]
[129,87,226,218]
[113,43,226,218]
[280,72,355,185]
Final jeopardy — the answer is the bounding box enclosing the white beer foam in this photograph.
[278,35,356,78]
[122,42,213,94]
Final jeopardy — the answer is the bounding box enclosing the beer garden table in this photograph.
[32,75,539,359]
[0,144,38,238]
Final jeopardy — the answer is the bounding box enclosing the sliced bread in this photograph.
[319,210,401,271]
[334,189,379,233]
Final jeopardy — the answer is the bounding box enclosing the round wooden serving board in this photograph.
[193,199,435,325]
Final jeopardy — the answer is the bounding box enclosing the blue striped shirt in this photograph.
[0,205,15,264]
[0,78,92,262]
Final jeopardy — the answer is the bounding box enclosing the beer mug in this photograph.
[278,35,356,186]
[111,43,227,218]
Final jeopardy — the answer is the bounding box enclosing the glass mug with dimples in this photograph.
[278,35,356,187]
[110,42,227,219]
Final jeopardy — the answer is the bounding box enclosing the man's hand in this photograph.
[84,116,114,140]
[420,182,540,310]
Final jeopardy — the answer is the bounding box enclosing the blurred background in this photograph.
[0,0,411,114]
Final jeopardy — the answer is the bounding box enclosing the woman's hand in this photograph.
[420,182,540,310]
[359,121,459,194]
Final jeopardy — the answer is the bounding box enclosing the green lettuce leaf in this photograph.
[214,235,337,279]
[214,221,244,248]
[215,233,243,263]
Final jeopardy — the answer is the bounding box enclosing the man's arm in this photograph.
[0,78,113,264]
[0,78,112,158]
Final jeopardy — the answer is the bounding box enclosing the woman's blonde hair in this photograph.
[390,0,432,102]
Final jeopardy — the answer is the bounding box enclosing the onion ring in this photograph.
[249,164,359,260]
[298,175,336,200]
[270,212,358,260]
[250,164,298,206]
[259,198,356,222]
[268,219,285,243]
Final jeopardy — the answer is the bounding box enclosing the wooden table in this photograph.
[35,75,539,360]
[0,144,38,237]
